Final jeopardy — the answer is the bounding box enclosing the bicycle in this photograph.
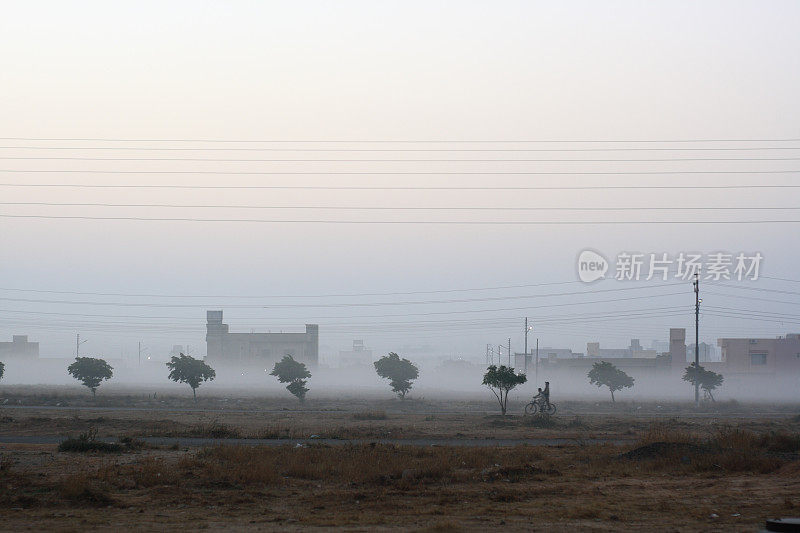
[524,396,557,416]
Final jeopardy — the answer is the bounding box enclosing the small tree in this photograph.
[271,355,311,402]
[683,362,724,402]
[67,357,113,397]
[587,361,634,402]
[0,361,4,382]
[482,365,527,415]
[374,352,419,399]
[166,353,216,402]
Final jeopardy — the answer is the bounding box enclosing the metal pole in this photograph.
[508,338,511,367]
[535,338,539,387]
[524,317,528,362]
[76,334,79,357]
[694,272,700,407]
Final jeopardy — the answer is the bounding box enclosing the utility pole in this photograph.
[508,338,511,367]
[524,318,529,360]
[693,272,700,407]
[535,338,539,386]
[524,318,533,374]
[76,333,87,357]
[138,341,142,367]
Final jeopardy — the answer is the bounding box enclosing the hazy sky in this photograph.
[1,1,799,363]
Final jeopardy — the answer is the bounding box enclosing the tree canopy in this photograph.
[374,352,419,399]
[587,361,634,402]
[67,357,113,397]
[482,365,527,415]
[683,362,724,401]
[166,353,216,402]
[270,355,311,402]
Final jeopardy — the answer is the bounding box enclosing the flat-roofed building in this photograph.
[0,335,39,360]
[205,310,318,369]
[717,334,800,376]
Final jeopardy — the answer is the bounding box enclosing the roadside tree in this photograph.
[166,353,216,402]
[482,365,527,415]
[67,357,114,397]
[374,352,419,399]
[683,362,724,402]
[271,355,311,402]
[587,361,634,402]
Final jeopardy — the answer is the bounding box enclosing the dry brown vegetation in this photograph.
[2,392,800,530]
[1,424,799,531]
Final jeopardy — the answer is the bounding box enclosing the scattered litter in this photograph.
[309,434,321,439]
[710,513,719,519]
[732,513,741,517]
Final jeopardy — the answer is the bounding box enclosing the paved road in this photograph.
[1,403,795,418]
[0,435,630,447]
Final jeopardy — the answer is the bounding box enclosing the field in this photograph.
[1,387,799,531]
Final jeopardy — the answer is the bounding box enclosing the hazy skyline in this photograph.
[2,1,800,363]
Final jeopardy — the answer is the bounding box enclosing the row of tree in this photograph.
[3,354,723,408]
[481,360,725,415]
[34,351,421,403]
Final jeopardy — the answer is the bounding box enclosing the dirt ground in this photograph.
[1,388,799,531]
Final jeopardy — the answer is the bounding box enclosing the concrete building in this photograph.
[205,310,318,369]
[338,340,373,367]
[586,338,657,359]
[0,335,39,360]
[538,328,686,377]
[716,334,800,376]
[513,348,584,372]
[687,342,717,362]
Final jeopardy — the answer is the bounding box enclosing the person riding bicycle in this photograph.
[542,381,551,409]
[532,387,544,406]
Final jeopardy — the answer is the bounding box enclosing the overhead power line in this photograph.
[2,146,800,152]
[2,136,800,142]
[2,170,799,176]
[3,156,800,162]
[2,201,800,211]
[0,279,586,299]
[2,214,800,224]
[0,290,691,318]
[3,183,800,191]
[0,281,687,308]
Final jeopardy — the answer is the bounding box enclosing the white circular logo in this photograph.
[577,250,608,283]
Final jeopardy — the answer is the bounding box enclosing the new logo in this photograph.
[577,250,608,283]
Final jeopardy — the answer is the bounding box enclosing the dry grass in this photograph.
[352,410,388,420]
[616,424,800,474]
[188,443,548,487]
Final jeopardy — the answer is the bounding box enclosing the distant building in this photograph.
[716,334,800,376]
[687,342,717,362]
[338,340,373,367]
[0,335,39,360]
[587,338,657,359]
[650,339,671,353]
[514,347,583,371]
[205,310,318,368]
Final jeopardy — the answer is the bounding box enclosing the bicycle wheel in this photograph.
[545,403,557,416]
[524,402,539,415]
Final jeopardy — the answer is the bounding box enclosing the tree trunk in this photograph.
[91,388,96,398]
[610,389,615,402]
[192,387,197,403]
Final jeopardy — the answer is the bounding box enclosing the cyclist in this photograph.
[542,381,551,409]
[532,387,544,407]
